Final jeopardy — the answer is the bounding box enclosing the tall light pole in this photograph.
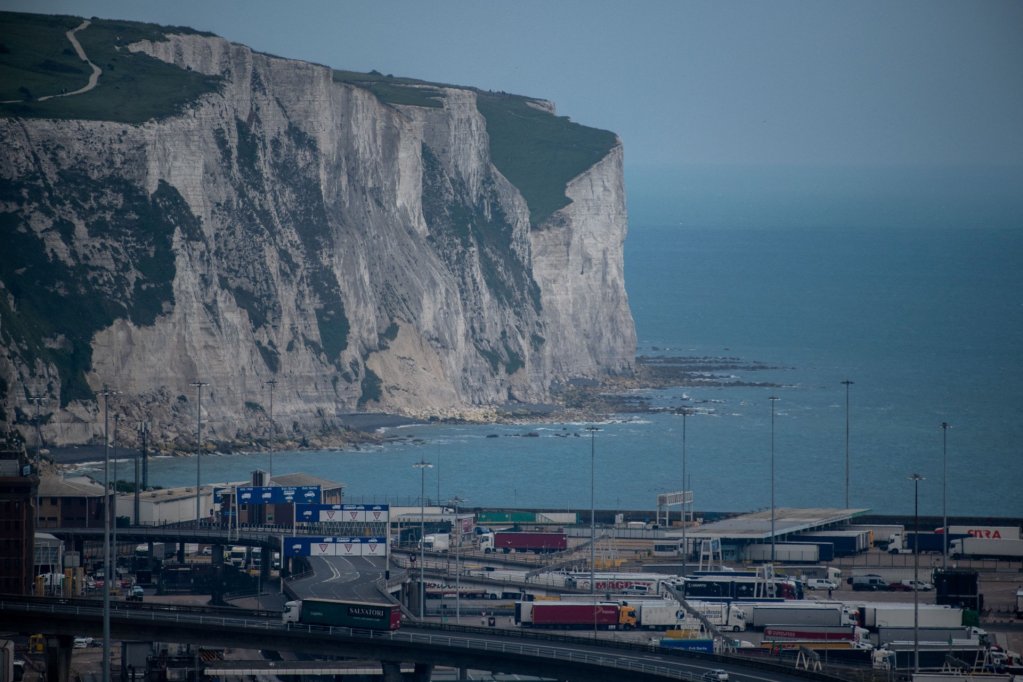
[413,459,432,619]
[28,395,45,529]
[449,495,467,624]
[98,386,115,682]
[679,408,691,575]
[112,415,119,574]
[769,396,779,563]
[191,381,209,530]
[264,379,276,482]
[909,473,924,675]
[941,422,949,569]
[138,420,150,490]
[841,380,853,508]
[586,426,599,595]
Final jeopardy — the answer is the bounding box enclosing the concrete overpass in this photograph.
[0,596,849,682]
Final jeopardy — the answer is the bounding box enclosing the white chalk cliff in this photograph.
[0,27,635,447]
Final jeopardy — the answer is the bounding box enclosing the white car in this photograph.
[806,578,838,591]
[702,670,729,682]
[900,579,934,591]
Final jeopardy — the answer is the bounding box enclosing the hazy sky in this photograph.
[4,0,1022,227]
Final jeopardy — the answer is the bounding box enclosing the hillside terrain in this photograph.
[0,11,635,450]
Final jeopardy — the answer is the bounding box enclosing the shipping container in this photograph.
[516,601,634,630]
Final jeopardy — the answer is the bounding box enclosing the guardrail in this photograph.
[0,597,851,681]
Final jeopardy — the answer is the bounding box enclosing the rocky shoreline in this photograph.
[44,355,781,467]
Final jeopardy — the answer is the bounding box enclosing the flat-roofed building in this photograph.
[37,476,107,529]
[0,433,36,594]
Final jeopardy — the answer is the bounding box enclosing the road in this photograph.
[0,597,842,681]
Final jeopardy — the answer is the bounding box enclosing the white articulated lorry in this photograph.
[949,537,1023,560]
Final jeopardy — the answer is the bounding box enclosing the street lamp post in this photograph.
[842,380,854,508]
[191,381,209,530]
[112,415,119,573]
[679,408,691,576]
[941,422,949,569]
[586,426,599,594]
[769,396,779,563]
[413,459,432,619]
[28,394,45,531]
[449,496,467,624]
[265,379,276,481]
[98,386,114,682]
[909,473,924,674]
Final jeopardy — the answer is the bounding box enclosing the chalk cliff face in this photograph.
[0,28,635,447]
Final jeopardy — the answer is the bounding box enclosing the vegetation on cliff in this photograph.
[0,11,221,123]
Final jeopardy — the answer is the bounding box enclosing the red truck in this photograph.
[516,601,636,630]
[481,531,567,554]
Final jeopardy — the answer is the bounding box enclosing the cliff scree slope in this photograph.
[0,12,635,447]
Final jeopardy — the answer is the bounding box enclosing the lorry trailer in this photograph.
[762,624,866,642]
[744,543,821,563]
[950,537,1023,560]
[744,602,852,629]
[856,603,963,630]
[876,626,987,647]
[283,599,402,630]
[935,525,1021,540]
[568,572,679,595]
[515,601,636,630]
[795,530,871,556]
[481,531,567,554]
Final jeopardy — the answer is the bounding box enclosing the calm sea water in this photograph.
[126,226,1023,517]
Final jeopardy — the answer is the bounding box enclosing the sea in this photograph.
[105,225,1023,518]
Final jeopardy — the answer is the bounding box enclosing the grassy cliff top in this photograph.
[331,69,619,226]
[0,11,221,122]
[1,10,619,226]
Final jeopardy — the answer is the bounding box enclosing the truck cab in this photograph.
[478,532,495,553]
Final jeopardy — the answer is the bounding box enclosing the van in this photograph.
[852,575,887,591]
[807,578,837,591]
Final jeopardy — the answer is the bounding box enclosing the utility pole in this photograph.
[413,459,432,619]
[112,414,120,572]
[265,379,276,481]
[769,396,780,564]
[680,408,690,576]
[98,386,116,682]
[941,422,949,569]
[28,395,46,528]
[841,380,854,508]
[191,381,209,529]
[136,420,150,523]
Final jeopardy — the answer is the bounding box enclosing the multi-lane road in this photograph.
[0,597,843,681]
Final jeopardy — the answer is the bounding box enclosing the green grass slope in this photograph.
[1,10,618,225]
[0,11,221,123]
[331,70,618,228]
